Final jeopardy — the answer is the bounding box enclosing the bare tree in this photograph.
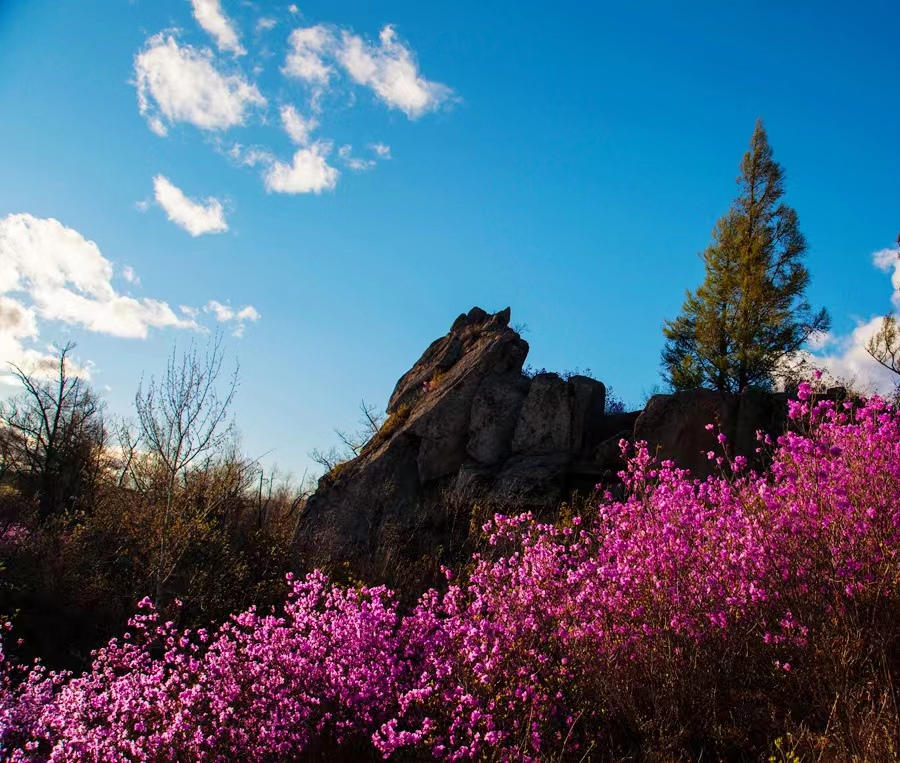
[334,399,384,457]
[132,334,239,603]
[866,313,900,378]
[308,445,344,474]
[309,399,384,475]
[253,465,312,532]
[0,343,105,522]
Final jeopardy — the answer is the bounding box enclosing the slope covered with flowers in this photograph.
[3,383,900,760]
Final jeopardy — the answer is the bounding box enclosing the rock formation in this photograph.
[294,306,795,590]
[633,387,789,479]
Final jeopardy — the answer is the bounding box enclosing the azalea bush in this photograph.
[3,382,900,760]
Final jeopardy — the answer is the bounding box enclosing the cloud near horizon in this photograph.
[0,214,258,382]
[153,175,229,236]
[790,246,900,393]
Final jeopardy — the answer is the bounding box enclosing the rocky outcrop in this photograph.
[633,388,788,479]
[294,307,616,587]
[294,306,797,590]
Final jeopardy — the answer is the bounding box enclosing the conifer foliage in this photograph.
[662,119,829,391]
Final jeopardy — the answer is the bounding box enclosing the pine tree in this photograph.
[661,119,830,392]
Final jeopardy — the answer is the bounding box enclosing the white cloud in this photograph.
[189,0,245,56]
[336,25,452,118]
[153,175,228,236]
[132,17,453,197]
[288,5,299,15]
[204,300,261,337]
[873,247,900,309]
[337,144,375,172]
[280,103,317,145]
[205,299,235,322]
[0,214,199,376]
[263,142,339,194]
[791,246,900,393]
[0,214,261,377]
[283,25,335,85]
[134,33,265,136]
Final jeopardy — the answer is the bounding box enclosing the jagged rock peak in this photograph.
[449,306,511,333]
[387,307,523,415]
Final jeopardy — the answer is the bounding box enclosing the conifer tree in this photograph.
[661,119,830,391]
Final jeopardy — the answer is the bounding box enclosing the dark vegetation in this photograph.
[0,340,306,671]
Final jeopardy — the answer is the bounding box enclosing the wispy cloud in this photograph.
[204,300,261,337]
[121,265,140,285]
[134,33,264,136]
[280,103,317,146]
[280,23,454,119]
[153,175,228,236]
[189,0,245,56]
[790,246,900,393]
[337,144,375,172]
[337,25,453,118]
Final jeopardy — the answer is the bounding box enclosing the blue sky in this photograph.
[0,0,898,479]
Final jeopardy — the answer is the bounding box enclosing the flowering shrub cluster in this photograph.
[3,383,900,760]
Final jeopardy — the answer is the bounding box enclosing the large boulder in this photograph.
[388,306,512,415]
[567,375,607,451]
[512,373,572,455]
[511,373,607,456]
[466,372,530,466]
[408,325,528,482]
[633,388,788,479]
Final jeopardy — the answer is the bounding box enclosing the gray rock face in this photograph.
[567,375,607,452]
[484,452,572,506]
[510,374,607,456]
[295,307,615,585]
[512,373,571,455]
[409,330,528,482]
[635,390,731,478]
[466,372,529,466]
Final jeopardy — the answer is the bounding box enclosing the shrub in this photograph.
[4,384,900,760]
[361,403,412,456]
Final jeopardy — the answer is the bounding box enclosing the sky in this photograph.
[0,0,898,479]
